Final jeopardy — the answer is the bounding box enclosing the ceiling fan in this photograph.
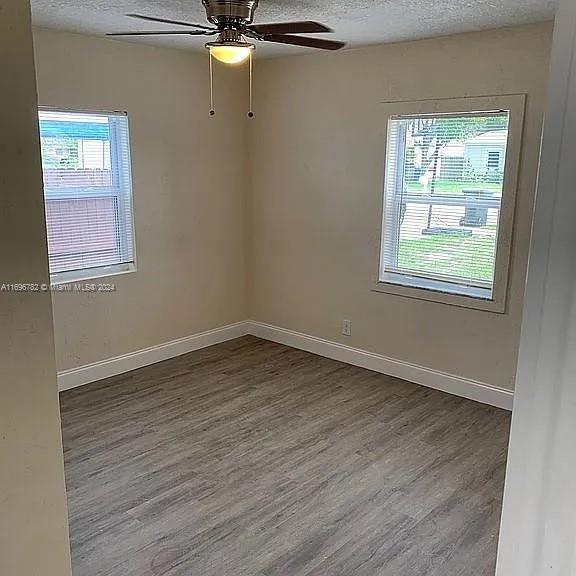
[108,1,346,117]
[107,0,346,60]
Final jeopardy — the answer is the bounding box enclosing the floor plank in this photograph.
[60,336,510,576]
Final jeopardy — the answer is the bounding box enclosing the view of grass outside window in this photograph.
[380,110,510,299]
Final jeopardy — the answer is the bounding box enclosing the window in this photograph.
[376,96,524,312]
[39,109,136,282]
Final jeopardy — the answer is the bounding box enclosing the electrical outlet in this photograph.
[341,320,352,337]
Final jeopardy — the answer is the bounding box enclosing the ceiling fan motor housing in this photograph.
[202,0,259,25]
[206,28,253,46]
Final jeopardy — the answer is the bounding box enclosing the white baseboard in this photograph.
[58,319,513,410]
[57,321,250,392]
[248,321,514,411]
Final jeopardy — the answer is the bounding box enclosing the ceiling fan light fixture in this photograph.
[208,43,254,64]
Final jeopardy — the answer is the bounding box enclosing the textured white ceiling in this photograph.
[31,0,557,56]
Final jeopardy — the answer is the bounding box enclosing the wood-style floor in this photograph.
[60,336,511,576]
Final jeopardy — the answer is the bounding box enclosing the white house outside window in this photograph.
[38,109,136,283]
[376,96,525,312]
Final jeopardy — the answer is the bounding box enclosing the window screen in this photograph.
[380,111,510,300]
[39,109,135,280]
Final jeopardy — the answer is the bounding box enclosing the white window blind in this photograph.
[38,109,135,281]
[380,110,510,300]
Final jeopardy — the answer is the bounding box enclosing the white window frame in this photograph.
[373,94,526,313]
[39,107,137,284]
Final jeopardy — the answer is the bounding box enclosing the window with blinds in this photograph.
[39,109,135,282]
[379,110,511,302]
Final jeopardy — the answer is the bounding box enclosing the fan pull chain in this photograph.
[248,50,254,119]
[209,51,215,117]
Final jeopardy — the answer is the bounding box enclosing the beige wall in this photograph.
[0,3,71,575]
[248,23,553,391]
[33,28,249,372]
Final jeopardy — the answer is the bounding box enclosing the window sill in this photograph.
[50,263,136,285]
[372,276,506,313]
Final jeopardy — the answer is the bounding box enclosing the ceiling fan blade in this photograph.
[107,30,215,36]
[262,34,346,51]
[126,13,216,31]
[248,21,333,35]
